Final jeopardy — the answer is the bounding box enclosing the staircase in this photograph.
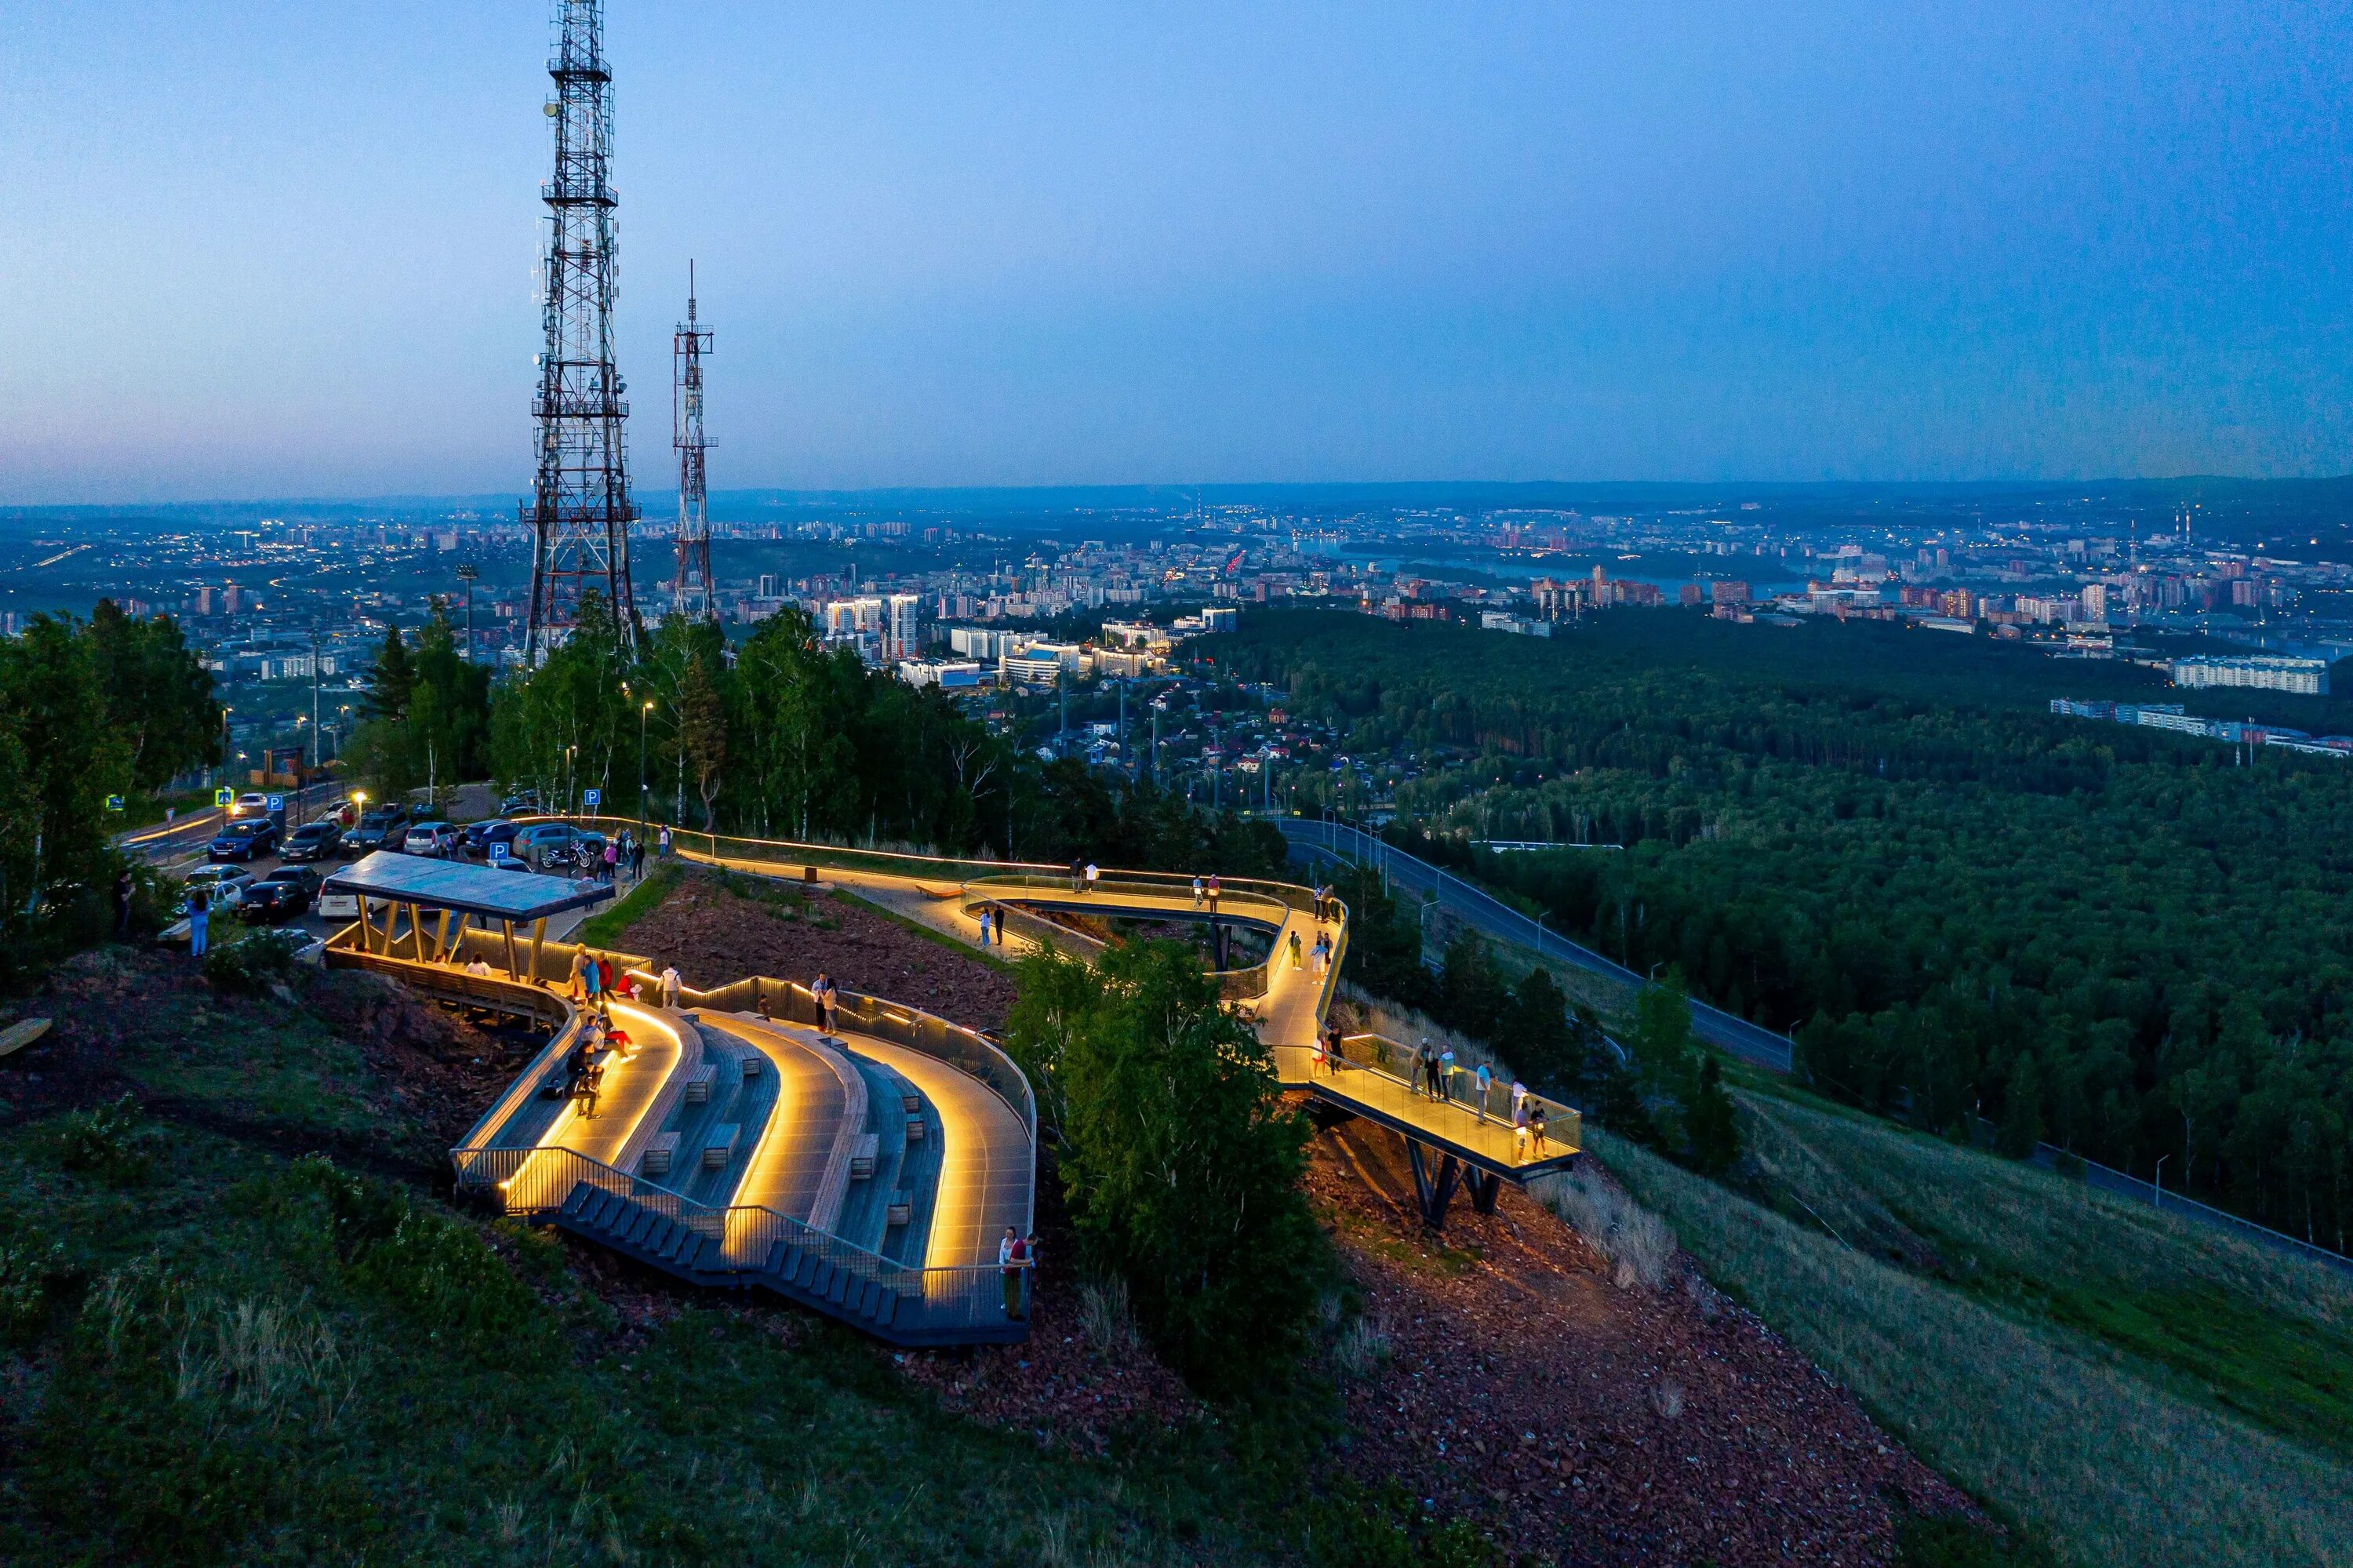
[550,1181,1020,1345]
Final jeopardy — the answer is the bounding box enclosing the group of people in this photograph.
[1284,926,1335,974]
[1407,1039,1550,1155]
[592,830,648,886]
[1066,858,1100,894]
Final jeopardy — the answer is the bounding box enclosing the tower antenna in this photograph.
[673,261,715,623]
[524,0,638,664]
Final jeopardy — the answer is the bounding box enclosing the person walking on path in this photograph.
[1530,1103,1548,1156]
[630,835,646,880]
[976,908,993,947]
[1288,930,1304,970]
[187,888,209,958]
[660,963,682,1008]
[1206,873,1220,911]
[659,824,672,857]
[1474,1061,1493,1122]
[1085,861,1099,896]
[568,948,587,1002]
[1069,857,1085,893]
[1437,1044,1457,1102]
[999,1228,1030,1319]
[1513,1095,1531,1159]
[1416,1039,1436,1098]
[114,868,136,939]
[582,951,603,1011]
[1191,875,1204,908]
[602,839,619,885]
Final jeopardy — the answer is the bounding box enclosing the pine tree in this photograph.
[362,623,413,724]
[1686,1053,1741,1175]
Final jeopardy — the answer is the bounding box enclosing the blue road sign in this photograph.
[104,794,125,812]
[266,795,285,813]
[214,787,235,806]
[488,841,511,864]
[582,788,602,808]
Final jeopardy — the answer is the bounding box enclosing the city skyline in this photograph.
[6,2,2353,503]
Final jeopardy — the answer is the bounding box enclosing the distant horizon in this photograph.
[13,473,2353,520]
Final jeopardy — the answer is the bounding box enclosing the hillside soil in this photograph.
[611,870,1022,1030]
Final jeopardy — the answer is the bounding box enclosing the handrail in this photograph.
[1333,1030,1583,1159]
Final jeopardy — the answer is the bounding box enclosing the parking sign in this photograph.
[582,788,602,808]
[489,841,510,864]
[266,794,284,813]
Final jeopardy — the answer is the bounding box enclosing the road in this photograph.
[1280,817,1798,1074]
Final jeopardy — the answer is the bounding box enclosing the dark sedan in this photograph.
[239,867,322,922]
[208,817,279,862]
[278,820,344,863]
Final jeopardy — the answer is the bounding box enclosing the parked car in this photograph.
[464,818,523,859]
[500,790,540,816]
[240,866,322,922]
[340,805,409,857]
[314,876,360,922]
[278,820,343,863]
[402,820,459,857]
[208,817,279,862]
[178,865,257,913]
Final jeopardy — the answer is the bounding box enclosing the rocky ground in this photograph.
[613,871,1022,1031]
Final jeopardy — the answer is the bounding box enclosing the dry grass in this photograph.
[1591,1126,2353,1568]
[1076,1277,1143,1358]
[1526,1162,1678,1290]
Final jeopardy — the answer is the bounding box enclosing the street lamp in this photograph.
[638,700,653,830]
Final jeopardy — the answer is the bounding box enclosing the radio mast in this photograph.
[524,0,638,663]
[672,264,715,623]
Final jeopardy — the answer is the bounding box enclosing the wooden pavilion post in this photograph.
[529,918,547,988]
[500,919,520,980]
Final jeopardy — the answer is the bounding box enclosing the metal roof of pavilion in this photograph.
[325,851,613,923]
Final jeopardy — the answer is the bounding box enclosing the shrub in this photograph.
[200,927,307,995]
[53,1097,158,1188]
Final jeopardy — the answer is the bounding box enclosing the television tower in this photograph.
[672,264,715,623]
[524,0,638,664]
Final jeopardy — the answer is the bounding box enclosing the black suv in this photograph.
[208,817,279,862]
[278,820,343,863]
[340,806,410,857]
[240,866,322,922]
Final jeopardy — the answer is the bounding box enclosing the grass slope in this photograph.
[1594,1123,2353,1567]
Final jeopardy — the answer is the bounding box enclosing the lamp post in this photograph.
[638,700,653,831]
[2153,1154,2169,1210]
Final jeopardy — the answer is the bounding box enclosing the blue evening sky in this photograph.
[3,2,2349,501]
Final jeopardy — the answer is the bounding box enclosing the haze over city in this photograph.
[8,1,2352,501]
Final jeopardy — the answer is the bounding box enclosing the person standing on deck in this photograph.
[630,835,646,880]
[1513,1095,1531,1159]
[567,947,587,1003]
[1288,930,1303,970]
[1474,1060,1493,1122]
[1191,875,1204,907]
[1437,1043,1457,1101]
[1085,861,1099,896]
[660,963,681,1008]
[1000,1228,1029,1319]
[976,908,993,947]
[659,824,671,857]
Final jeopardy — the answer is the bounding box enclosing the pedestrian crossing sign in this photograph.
[214,787,235,806]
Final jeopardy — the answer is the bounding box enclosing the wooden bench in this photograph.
[740,1051,763,1079]
[682,1064,716,1105]
[703,1123,740,1170]
[900,1091,922,1115]
[905,1115,927,1144]
[886,1191,913,1228]
[847,1133,880,1182]
[642,1131,681,1178]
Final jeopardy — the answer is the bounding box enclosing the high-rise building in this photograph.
[885,593,921,660]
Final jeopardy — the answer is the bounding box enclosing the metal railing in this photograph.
[448,1141,1030,1328]
[1320,1030,1582,1166]
[522,814,1062,887]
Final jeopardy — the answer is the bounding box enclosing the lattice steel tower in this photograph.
[671,264,715,623]
[525,0,638,663]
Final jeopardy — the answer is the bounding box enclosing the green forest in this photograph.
[1220,607,2353,1254]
